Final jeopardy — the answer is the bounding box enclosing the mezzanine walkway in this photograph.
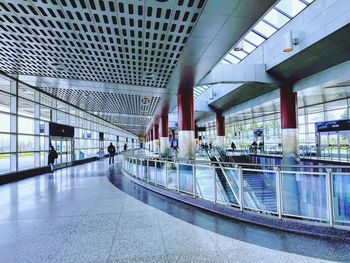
[0,158,348,262]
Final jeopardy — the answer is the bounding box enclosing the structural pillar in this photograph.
[150,129,153,152]
[216,112,225,148]
[153,124,159,154]
[178,88,195,160]
[280,85,299,164]
[159,115,169,157]
[280,84,300,215]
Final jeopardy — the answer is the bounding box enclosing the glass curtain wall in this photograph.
[0,73,137,175]
[198,97,350,153]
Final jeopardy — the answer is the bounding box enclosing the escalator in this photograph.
[243,173,277,212]
[211,148,277,213]
[209,156,238,205]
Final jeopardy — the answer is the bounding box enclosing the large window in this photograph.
[198,96,350,155]
[0,73,138,176]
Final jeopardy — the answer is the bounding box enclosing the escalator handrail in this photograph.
[210,154,239,204]
[209,165,230,205]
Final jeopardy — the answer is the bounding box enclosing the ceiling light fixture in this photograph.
[50,62,65,71]
[283,30,299,52]
[234,41,243,51]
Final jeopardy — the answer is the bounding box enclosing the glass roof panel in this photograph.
[243,40,256,53]
[194,85,211,98]
[214,0,315,77]
[263,8,290,28]
[244,31,265,46]
[224,54,240,64]
[275,0,307,17]
[253,20,277,38]
[230,50,248,60]
[220,59,231,64]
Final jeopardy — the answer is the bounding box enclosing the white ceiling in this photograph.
[0,0,206,135]
[0,0,278,135]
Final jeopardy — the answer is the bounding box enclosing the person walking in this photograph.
[123,143,127,151]
[107,142,116,164]
[259,141,264,153]
[48,145,58,172]
[231,141,236,151]
[251,140,258,154]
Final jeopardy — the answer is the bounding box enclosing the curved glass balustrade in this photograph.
[122,153,350,230]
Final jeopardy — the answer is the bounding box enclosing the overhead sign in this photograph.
[196,127,206,132]
[49,122,74,137]
[316,119,350,132]
[253,128,264,137]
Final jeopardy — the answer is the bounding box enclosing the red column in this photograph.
[153,124,159,140]
[159,116,169,155]
[177,88,195,159]
[159,116,168,138]
[216,112,225,136]
[178,89,194,131]
[280,84,297,129]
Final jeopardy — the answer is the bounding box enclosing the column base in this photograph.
[178,130,195,160]
[160,137,169,157]
[153,139,160,154]
[282,128,299,165]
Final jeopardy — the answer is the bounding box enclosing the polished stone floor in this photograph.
[0,159,343,262]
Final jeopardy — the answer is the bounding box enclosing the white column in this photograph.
[178,130,195,160]
[160,137,169,156]
[153,139,160,154]
[282,128,299,165]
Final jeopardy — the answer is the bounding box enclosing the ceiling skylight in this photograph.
[194,0,315,99]
[219,0,314,65]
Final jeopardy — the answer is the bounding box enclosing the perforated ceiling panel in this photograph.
[94,113,153,135]
[0,0,205,88]
[38,85,160,134]
[41,87,160,115]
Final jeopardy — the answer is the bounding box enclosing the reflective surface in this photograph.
[1,159,350,262]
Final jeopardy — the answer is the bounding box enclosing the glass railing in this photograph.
[121,154,350,229]
[227,145,350,163]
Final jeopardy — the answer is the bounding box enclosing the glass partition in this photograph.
[243,169,277,214]
[333,172,350,227]
[166,161,177,190]
[281,171,327,221]
[121,155,350,230]
[179,163,193,195]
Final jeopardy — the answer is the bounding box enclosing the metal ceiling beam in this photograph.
[151,0,278,123]
[199,64,279,86]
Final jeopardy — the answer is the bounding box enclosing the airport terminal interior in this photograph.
[1,0,350,262]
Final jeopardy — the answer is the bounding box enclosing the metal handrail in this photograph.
[123,153,350,170]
